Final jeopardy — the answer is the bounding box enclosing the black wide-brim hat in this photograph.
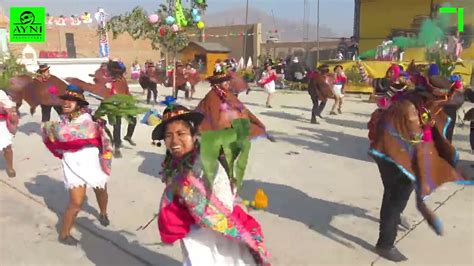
[37,64,50,73]
[426,75,455,91]
[152,105,204,141]
[108,61,126,74]
[59,85,89,106]
[206,72,232,85]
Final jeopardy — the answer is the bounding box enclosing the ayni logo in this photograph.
[10,7,46,43]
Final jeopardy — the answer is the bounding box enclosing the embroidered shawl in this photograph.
[368,92,469,235]
[158,171,270,265]
[42,111,113,175]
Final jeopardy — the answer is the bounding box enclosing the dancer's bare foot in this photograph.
[6,169,16,178]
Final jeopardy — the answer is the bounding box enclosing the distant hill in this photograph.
[204,7,338,42]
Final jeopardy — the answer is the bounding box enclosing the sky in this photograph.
[1,0,354,36]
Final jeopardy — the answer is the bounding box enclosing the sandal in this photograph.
[58,235,79,246]
[99,214,110,227]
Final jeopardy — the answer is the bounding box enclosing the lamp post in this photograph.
[243,0,249,65]
[316,0,320,66]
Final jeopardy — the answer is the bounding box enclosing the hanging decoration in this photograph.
[165,16,175,25]
[148,14,159,24]
[197,21,205,30]
[95,8,109,58]
[46,12,95,27]
[174,0,188,27]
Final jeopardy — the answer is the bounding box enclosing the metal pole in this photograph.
[316,0,320,66]
[243,0,249,64]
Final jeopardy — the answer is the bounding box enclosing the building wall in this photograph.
[358,0,474,60]
[206,52,229,76]
[9,25,160,70]
[180,43,201,66]
[189,23,261,66]
[8,23,261,70]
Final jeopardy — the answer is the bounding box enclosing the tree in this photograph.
[106,1,207,89]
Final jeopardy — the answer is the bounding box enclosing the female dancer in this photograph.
[42,85,113,245]
[329,65,347,115]
[152,104,270,265]
[0,90,19,177]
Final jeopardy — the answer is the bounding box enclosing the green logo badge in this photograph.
[10,7,46,43]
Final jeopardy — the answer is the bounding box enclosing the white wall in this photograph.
[25,58,109,83]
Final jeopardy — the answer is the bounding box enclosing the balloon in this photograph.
[165,16,175,25]
[195,0,204,4]
[191,8,199,16]
[171,24,179,32]
[159,27,167,36]
[193,15,201,22]
[148,14,159,24]
[197,21,204,29]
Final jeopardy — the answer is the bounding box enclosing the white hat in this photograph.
[292,57,299,63]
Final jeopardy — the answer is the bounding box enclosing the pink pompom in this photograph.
[377,97,390,109]
[171,24,179,32]
[422,125,433,142]
[48,85,58,95]
[220,102,229,111]
[148,14,159,24]
[453,80,462,90]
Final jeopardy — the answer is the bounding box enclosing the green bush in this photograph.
[0,55,28,89]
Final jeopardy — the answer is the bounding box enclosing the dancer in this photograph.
[0,90,19,177]
[42,85,113,245]
[307,64,332,124]
[196,63,274,141]
[330,65,347,115]
[67,60,137,157]
[258,63,277,108]
[183,63,198,99]
[151,104,270,265]
[131,61,141,81]
[367,65,467,262]
[142,61,159,105]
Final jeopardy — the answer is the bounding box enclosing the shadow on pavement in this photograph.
[260,111,307,122]
[17,121,42,136]
[280,105,311,112]
[137,151,166,178]
[323,117,369,130]
[76,217,180,266]
[271,126,371,162]
[25,175,100,234]
[241,180,377,252]
[24,175,180,265]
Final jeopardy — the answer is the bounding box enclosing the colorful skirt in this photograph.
[61,147,109,189]
[0,121,13,150]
